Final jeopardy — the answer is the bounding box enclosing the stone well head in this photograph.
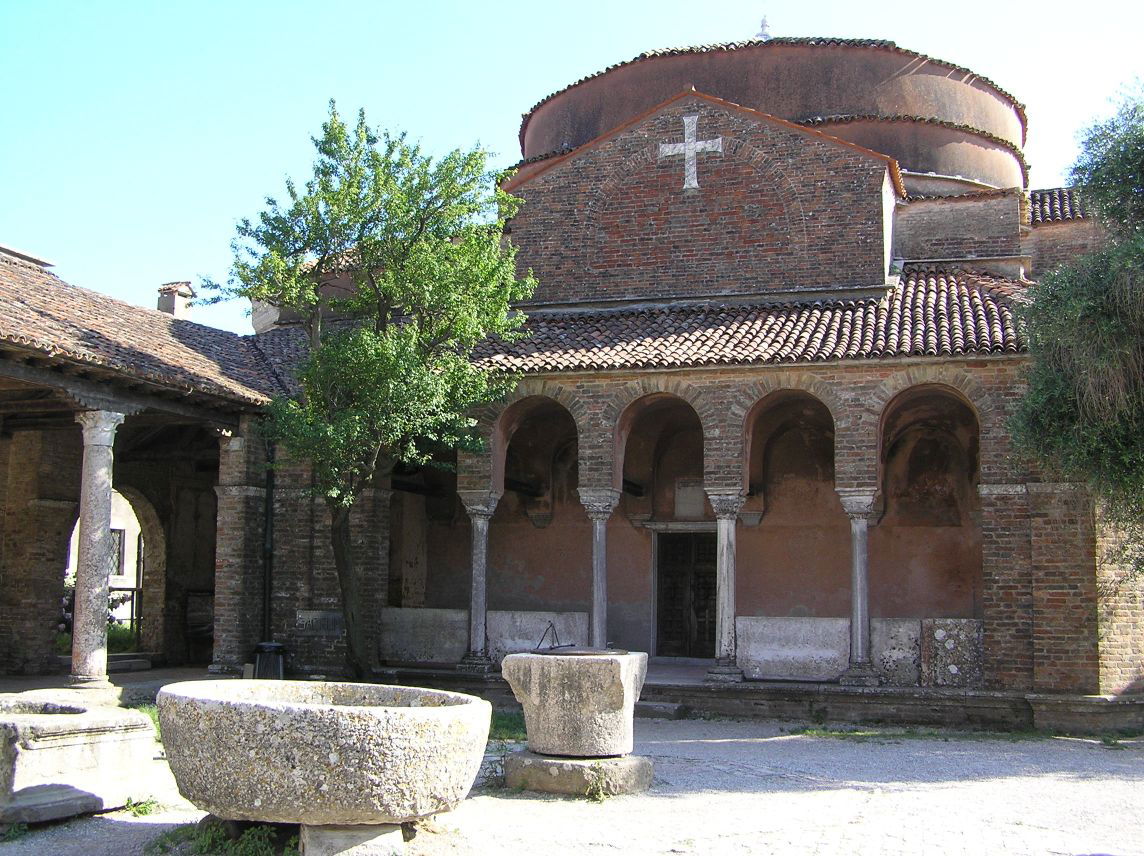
[158,680,491,826]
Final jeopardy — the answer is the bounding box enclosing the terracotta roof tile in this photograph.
[474,269,1026,374]
[0,251,280,405]
[799,114,1029,186]
[1029,187,1089,224]
[520,38,1027,146]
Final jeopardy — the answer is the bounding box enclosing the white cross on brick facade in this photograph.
[658,114,723,190]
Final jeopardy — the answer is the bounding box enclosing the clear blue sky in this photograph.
[2,0,1140,333]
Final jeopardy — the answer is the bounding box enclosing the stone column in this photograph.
[458,490,500,672]
[706,489,745,683]
[71,410,125,687]
[577,487,621,649]
[836,488,881,686]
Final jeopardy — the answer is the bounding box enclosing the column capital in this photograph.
[577,487,621,521]
[836,488,882,521]
[458,489,501,520]
[75,410,124,446]
[705,488,745,520]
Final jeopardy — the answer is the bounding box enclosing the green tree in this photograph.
[211,103,535,676]
[1014,88,1144,530]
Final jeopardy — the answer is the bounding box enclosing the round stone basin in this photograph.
[158,680,491,826]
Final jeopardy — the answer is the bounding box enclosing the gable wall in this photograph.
[511,99,891,306]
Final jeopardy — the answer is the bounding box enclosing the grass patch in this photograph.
[126,797,160,816]
[0,823,28,842]
[128,702,162,744]
[145,820,299,856]
[54,623,138,656]
[789,726,1043,743]
[489,710,526,741]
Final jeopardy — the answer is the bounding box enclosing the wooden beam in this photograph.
[0,357,241,428]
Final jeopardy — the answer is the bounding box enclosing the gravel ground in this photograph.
[3,719,1141,856]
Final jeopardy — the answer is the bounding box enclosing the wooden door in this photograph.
[656,533,717,658]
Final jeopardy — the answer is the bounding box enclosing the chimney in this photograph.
[157,281,195,319]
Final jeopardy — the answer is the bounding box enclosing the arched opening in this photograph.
[871,384,982,618]
[488,396,584,613]
[116,486,167,656]
[616,393,710,658]
[62,488,148,657]
[738,390,849,617]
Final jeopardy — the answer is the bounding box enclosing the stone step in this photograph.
[635,701,689,720]
[54,653,155,673]
[108,658,152,673]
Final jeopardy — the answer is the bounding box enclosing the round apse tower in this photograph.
[518,37,1027,196]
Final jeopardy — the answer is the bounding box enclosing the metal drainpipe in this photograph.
[252,442,284,679]
[262,442,275,640]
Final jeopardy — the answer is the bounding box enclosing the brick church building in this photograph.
[0,38,1139,722]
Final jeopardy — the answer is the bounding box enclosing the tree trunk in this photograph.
[329,504,370,679]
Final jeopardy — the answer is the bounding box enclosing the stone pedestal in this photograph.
[300,823,404,856]
[502,651,647,757]
[504,751,654,797]
[502,650,653,796]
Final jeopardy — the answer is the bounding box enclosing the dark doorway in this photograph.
[656,533,716,658]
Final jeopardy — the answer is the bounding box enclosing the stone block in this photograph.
[502,651,647,757]
[872,619,920,687]
[300,823,404,856]
[921,619,984,687]
[504,750,653,796]
[0,694,156,824]
[736,617,848,680]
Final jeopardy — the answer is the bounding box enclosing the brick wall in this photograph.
[1028,484,1100,693]
[0,429,81,674]
[1023,219,1107,276]
[1096,510,1144,694]
[894,192,1022,261]
[508,96,891,306]
[978,485,1034,689]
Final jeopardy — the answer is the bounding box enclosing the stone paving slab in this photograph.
[2,717,1142,855]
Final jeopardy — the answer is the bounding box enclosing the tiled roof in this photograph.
[1029,187,1089,224]
[520,38,1027,145]
[798,114,1029,185]
[0,251,281,405]
[474,269,1026,374]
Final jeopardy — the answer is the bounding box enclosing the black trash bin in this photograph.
[253,641,286,679]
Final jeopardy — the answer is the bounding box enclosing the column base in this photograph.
[457,651,496,674]
[705,661,744,683]
[839,663,880,687]
[68,674,113,690]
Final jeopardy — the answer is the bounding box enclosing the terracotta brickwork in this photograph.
[212,418,391,674]
[895,193,1023,261]
[0,429,80,674]
[1023,219,1107,276]
[1096,512,1144,694]
[1028,484,1100,692]
[509,95,892,306]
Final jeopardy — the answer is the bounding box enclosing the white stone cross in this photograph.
[658,114,723,190]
